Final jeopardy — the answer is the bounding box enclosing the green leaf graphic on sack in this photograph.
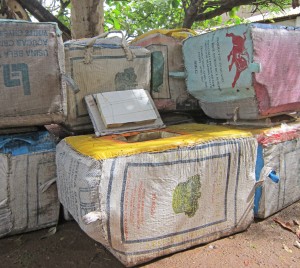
[172,174,201,217]
[2,63,31,95]
[114,67,138,90]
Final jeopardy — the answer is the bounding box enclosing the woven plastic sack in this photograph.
[253,123,300,218]
[63,31,151,132]
[0,131,59,237]
[131,29,199,111]
[56,123,257,266]
[0,20,65,128]
[183,23,300,120]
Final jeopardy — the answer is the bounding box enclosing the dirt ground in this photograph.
[1,201,300,268]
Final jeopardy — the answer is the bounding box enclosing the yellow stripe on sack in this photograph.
[131,28,197,43]
[64,123,253,160]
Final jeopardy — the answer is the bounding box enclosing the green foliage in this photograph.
[104,0,184,38]
[40,0,293,37]
[41,0,71,28]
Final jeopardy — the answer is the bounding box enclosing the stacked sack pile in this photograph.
[56,24,300,266]
[2,17,300,268]
[181,23,300,221]
[56,27,257,267]
[0,20,65,237]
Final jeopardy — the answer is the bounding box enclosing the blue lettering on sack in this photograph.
[3,63,31,95]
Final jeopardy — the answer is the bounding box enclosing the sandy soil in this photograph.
[1,201,300,268]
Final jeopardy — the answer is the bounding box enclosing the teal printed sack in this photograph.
[0,20,65,128]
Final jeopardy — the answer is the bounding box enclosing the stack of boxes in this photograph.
[1,18,300,267]
[182,23,300,120]
[63,33,151,132]
[181,23,300,220]
[0,20,64,237]
[130,29,200,111]
[56,123,257,266]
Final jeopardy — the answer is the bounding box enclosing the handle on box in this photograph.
[62,74,80,93]
[40,178,57,193]
[82,211,106,224]
[169,71,186,79]
[84,31,134,63]
[86,31,121,48]
[268,170,280,183]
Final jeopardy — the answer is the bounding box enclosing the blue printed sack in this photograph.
[0,131,59,237]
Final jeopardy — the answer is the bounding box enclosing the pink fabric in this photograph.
[252,28,300,116]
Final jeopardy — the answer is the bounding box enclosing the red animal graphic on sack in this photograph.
[226,31,249,88]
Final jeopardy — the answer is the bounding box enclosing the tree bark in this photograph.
[16,0,71,40]
[194,0,253,22]
[70,0,105,39]
[182,0,199,29]
[182,0,266,28]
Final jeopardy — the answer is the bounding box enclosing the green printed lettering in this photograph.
[25,30,48,36]
[1,30,23,37]
[26,49,48,57]
[16,38,48,47]
[0,40,14,47]
[4,50,24,57]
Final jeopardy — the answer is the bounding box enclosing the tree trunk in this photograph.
[70,0,105,39]
[16,0,71,40]
[182,0,258,28]
[183,6,197,28]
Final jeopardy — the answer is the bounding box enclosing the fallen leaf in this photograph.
[293,219,300,226]
[294,241,300,249]
[296,227,300,239]
[283,244,293,253]
[273,218,295,234]
[40,226,57,239]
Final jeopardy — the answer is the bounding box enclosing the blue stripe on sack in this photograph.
[254,145,264,215]
[0,131,56,156]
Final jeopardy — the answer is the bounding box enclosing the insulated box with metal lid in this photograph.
[0,131,60,237]
[63,32,151,132]
[251,123,300,219]
[131,29,199,111]
[183,23,300,120]
[0,20,65,128]
[56,123,257,267]
[85,89,165,136]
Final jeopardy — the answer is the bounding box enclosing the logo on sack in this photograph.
[172,174,201,218]
[2,63,31,95]
[115,67,138,90]
[226,32,249,88]
[151,51,164,93]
